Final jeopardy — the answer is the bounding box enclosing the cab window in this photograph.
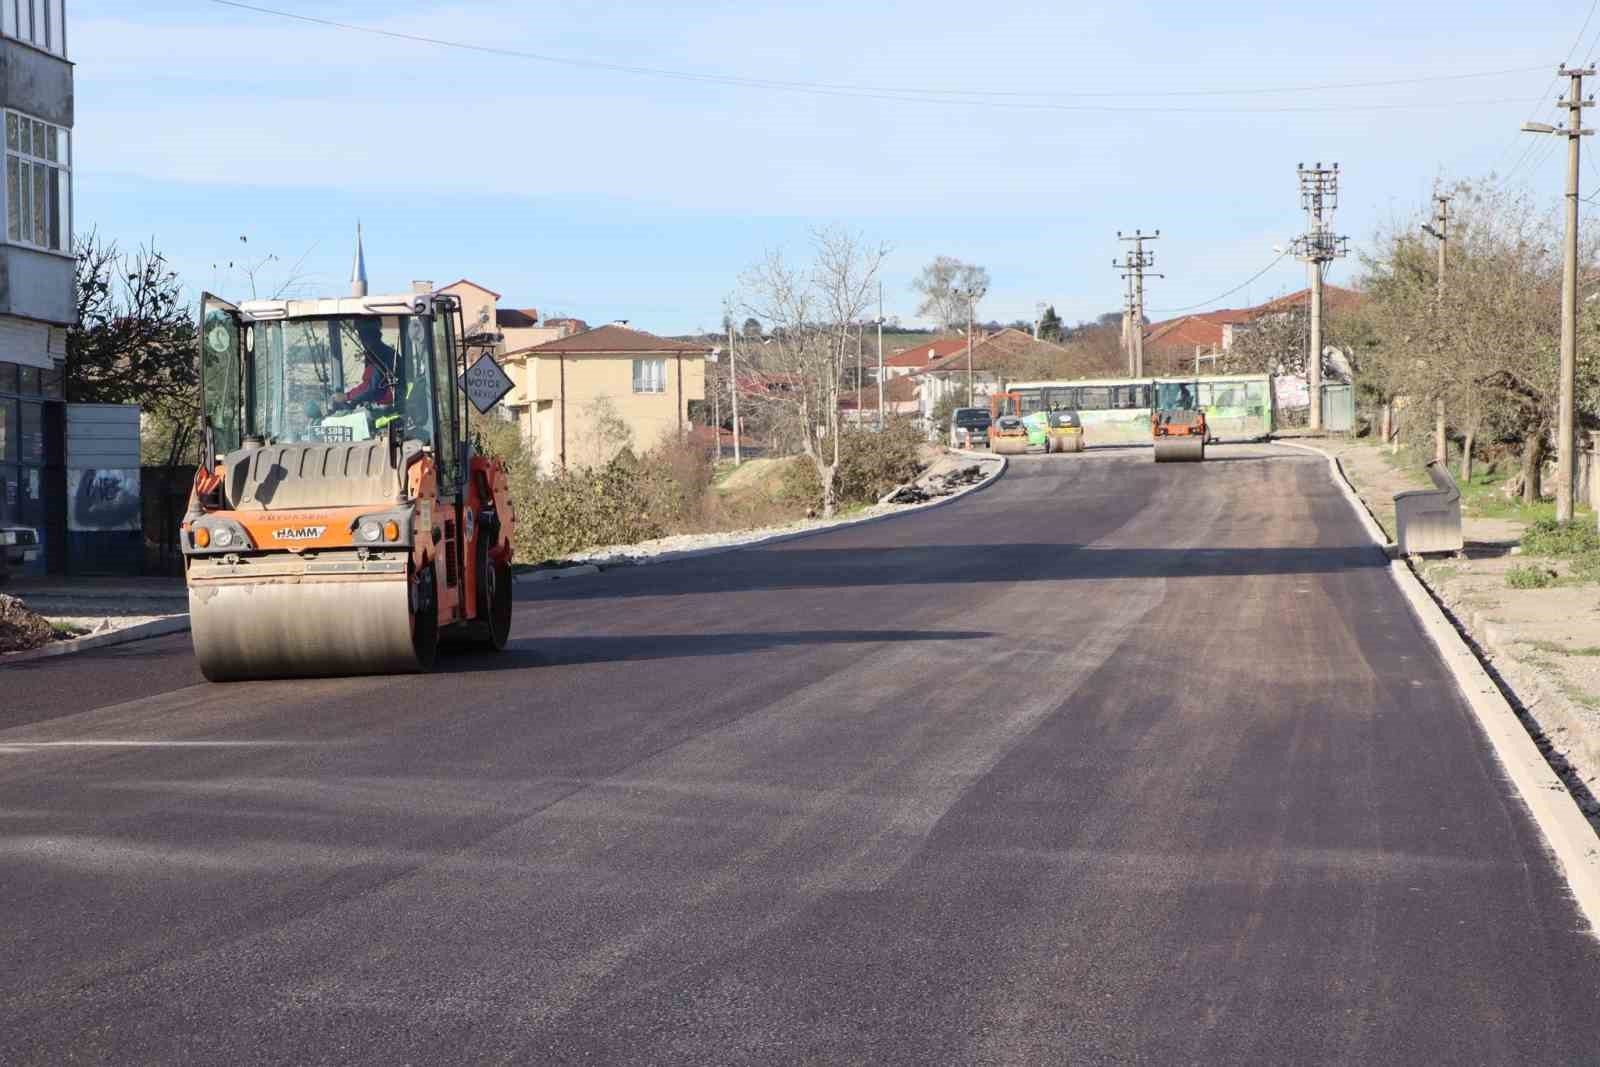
[432,313,460,490]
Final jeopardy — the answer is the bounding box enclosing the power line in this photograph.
[1147,252,1292,314]
[1493,0,1600,178]
[206,0,1536,114]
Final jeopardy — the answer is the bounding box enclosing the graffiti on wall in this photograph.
[68,468,142,532]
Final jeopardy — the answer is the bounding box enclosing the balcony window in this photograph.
[632,358,666,394]
[1,0,66,58]
[5,110,69,252]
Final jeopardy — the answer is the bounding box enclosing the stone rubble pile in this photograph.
[0,594,55,654]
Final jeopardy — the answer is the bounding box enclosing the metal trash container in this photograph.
[1394,460,1463,555]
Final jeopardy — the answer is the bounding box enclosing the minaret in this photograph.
[350,221,368,298]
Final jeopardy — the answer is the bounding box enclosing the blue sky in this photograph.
[70,0,1600,333]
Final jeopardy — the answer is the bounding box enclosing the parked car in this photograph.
[949,407,991,449]
[0,524,40,585]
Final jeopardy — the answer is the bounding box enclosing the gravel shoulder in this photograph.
[1317,436,1600,828]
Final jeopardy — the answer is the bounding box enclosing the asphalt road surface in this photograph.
[4,444,1599,1065]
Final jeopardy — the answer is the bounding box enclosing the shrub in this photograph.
[779,420,928,511]
[1520,518,1600,558]
[1507,564,1558,590]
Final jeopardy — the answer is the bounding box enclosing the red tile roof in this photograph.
[840,375,920,409]
[884,337,970,368]
[1143,285,1362,355]
[512,323,710,356]
[918,328,1070,376]
[495,308,540,328]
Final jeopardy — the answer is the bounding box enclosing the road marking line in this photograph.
[0,740,317,754]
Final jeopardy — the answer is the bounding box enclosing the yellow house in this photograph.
[509,323,708,474]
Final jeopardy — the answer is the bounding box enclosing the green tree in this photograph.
[1039,305,1063,342]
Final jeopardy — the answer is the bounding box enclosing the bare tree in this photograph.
[911,256,989,332]
[68,231,199,468]
[740,228,888,517]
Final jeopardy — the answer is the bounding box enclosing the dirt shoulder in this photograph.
[1317,437,1600,827]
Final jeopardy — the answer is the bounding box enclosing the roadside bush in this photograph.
[779,421,927,511]
[1507,564,1558,590]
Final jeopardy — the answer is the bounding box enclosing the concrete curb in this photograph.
[519,450,1009,577]
[0,614,191,667]
[1282,440,1600,936]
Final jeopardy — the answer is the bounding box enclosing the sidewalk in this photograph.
[1315,436,1600,825]
[5,575,188,632]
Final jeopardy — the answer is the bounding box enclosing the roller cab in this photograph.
[1152,379,1207,463]
[1045,409,1084,454]
[184,290,516,681]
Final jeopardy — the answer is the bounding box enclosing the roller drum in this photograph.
[991,437,1029,456]
[1153,436,1206,463]
[189,576,429,681]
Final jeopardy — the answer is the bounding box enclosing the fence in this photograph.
[141,465,194,576]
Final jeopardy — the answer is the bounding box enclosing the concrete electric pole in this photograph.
[1422,191,1451,464]
[954,284,986,406]
[1292,163,1348,432]
[1522,66,1594,523]
[876,282,885,431]
[1114,230,1160,377]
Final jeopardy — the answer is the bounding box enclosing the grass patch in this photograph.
[1458,469,1555,523]
[1507,563,1558,590]
[50,621,88,639]
[1426,564,1459,583]
[1558,679,1600,710]
[1521,639,1600,657]
[1517,518,1600,585]
[1521,517,1600,557]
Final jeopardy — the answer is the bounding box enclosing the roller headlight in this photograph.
[359,520,383,543]
[212,527,234,548]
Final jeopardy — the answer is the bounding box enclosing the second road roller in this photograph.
[1151,378,1207,463]
[181,243,517,681]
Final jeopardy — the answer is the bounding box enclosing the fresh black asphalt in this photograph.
[3,444,1598,1064]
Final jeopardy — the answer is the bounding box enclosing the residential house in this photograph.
[839,374,920,423]
[912,329,1074,422]
[0,2,74,575]
[437,278,501,344]
[881,337,970,379]
[1143,284,1363,376]
[508,323,709,474]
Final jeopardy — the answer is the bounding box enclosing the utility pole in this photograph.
[876,282,885,430]
[855,322,864,429]
[1121,272,1137,376]
[729,322,742,466]
[1292,163,1348,432]
[714,332,725,463]
[954,284,986,406]
[1522,66,1594,523]
[1422,191,1451,464]
[1115,230,1160,377]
